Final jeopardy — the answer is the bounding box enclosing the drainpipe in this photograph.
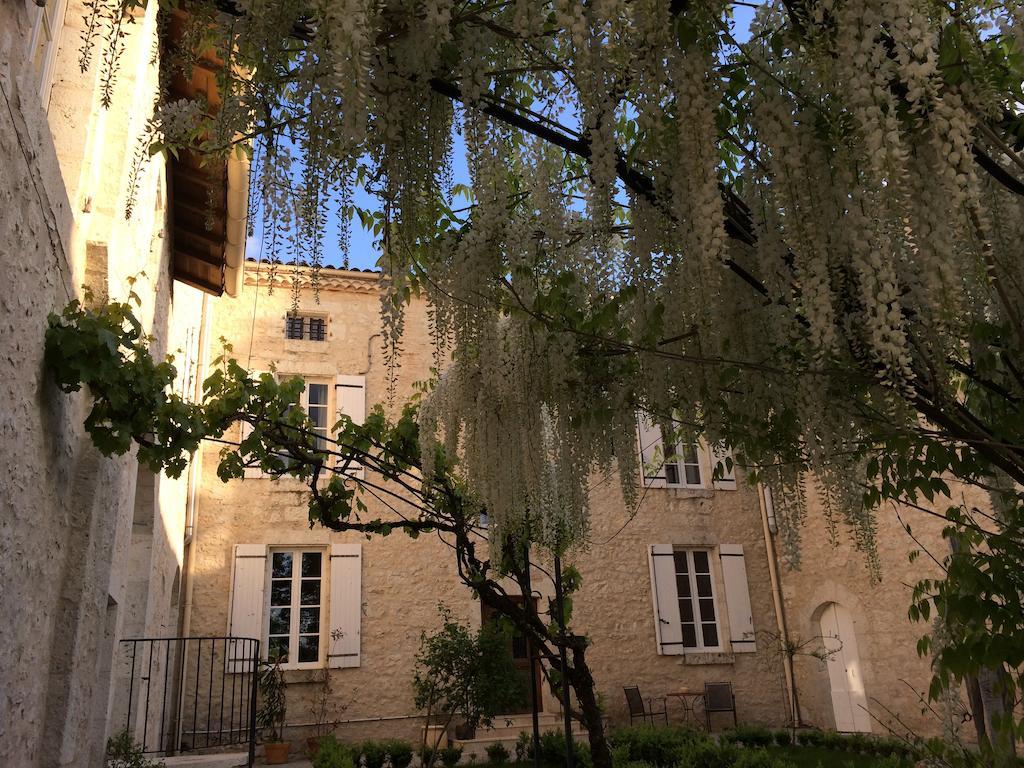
[758,482,800,728]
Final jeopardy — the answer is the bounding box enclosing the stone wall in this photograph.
[185,264,790,751]
[777,478,977,740]
[0,3,208,765]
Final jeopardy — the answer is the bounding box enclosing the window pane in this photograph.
[300,580,321,606]
[302,552,322,578]
[681,624,697,649]
[269,607,290,635]
[676,574,691,598]
[298,635,320,663]
[665,463,680,485]
[299,607,320,634]
[268,636,289,663]
[699,598,716,622]
[679,598,694,623]
[285,316,304,339]
[270,580,291,607]
[673,552,689,575]
[702,624,719,648]
[684,464,702,486]
[308,384,328,407]
[308,318,326,341]
[681,443,699,464]
[696,574,713,597]
[692,551,710,573]
[272,552,292,578]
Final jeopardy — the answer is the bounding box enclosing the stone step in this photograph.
[455,720,588,762]
[163,753,249,768]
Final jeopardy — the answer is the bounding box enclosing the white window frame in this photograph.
[265,547,328,670]
[664,439,705,489]
[674,549,724,652]
[28,0,68,108]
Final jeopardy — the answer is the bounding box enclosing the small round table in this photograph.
[667,689,706,730]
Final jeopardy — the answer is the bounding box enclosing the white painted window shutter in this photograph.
[637,413,667,488]
[227,544,267,672]
[328,543,362,668]
[335,375,366,479]
[719,544,756,652]
[647,544,684,655]
[710,443,737,490]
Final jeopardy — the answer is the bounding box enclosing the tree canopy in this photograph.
[80,0,1024,751]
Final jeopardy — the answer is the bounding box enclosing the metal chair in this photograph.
[624,685,668,726]
[703,682,737,731]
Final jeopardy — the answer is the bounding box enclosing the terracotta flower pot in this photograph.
[265,741,291,765]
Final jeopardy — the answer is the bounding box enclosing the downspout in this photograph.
[178,291,212,640]
[758,482,800,728]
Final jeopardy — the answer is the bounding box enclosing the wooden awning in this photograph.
[164,10,247,297]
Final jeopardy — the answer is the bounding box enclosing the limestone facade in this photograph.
[0,3,214,765]
[184,262,792,749]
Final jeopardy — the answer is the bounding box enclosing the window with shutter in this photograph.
[636,413,706,490]
[328,543,362,668]
[226,544,267,673]
[719,544,756,652]
[28,0,68,108]
[334,375,366,480]
[648,544,726,654]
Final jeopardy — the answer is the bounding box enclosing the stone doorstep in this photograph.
[455,720,589,762]
[162,752,250,767]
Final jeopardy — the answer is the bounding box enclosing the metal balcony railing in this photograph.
[115,636,260,766]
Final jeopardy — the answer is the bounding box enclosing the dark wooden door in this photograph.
[481,599,542,714]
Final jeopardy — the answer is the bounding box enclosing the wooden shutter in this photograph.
[647,544,684,655]
[328,543,362,668]
[719,544,756,652]
[710,443,737,490]
[227,544,267,672]
[637,413,667,488]
[335,375,366,479]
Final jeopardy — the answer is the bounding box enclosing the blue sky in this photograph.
[246,5,758,273]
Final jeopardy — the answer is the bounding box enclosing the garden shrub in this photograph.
[440,745,464,767]
[847,733,871,753]
[533,730,591,768]
[105,732,166,768]
[419,745,437,768]
[514,733,531,763]
[485,743,510,764]
[819,731,845,751]
[723,726,773,748]
[386,740,415,768]
[732,749,795,768]
[360,741,389,768]
[771,730,791,747]
[795,730,823,747]
[314,736,356,768]
[609,725,702,767]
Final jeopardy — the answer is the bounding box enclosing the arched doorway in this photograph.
[818,602,871,732]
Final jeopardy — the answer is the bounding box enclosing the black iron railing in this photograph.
[117,636,260,765]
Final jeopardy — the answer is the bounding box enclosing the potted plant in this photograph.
[258,658,290,764]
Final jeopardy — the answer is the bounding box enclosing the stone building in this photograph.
[180,259,955,757]
[0,2,244,765]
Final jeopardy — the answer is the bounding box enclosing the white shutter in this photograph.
[710,443,737,490]
[335,375,366,480]
[227,544,267,672]
[328,542,362,668]
[719,544,756,652]
[647,544,684,655]
[637,413,667,488]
